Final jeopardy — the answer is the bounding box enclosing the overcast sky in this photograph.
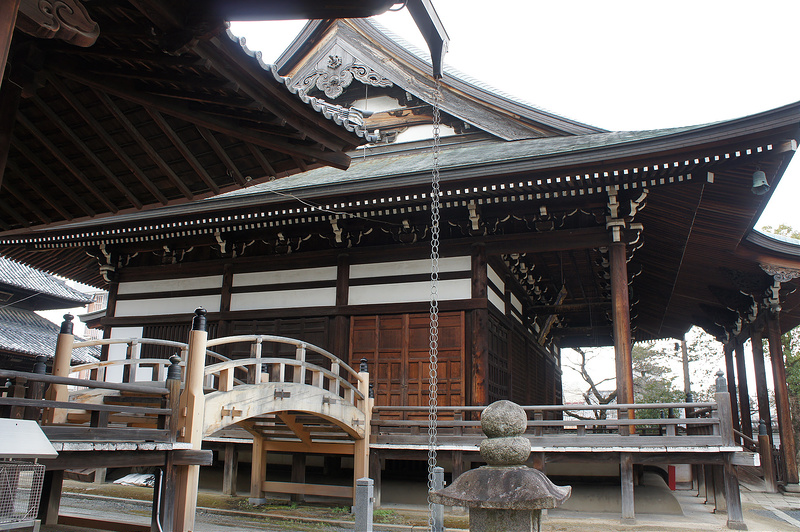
[231,0,800,232]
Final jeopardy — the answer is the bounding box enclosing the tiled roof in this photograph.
[0,256,93,305]
[0,307,99,364]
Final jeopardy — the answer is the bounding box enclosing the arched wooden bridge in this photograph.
[64,327,371,506]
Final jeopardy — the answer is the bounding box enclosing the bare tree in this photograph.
[566,347,617,420]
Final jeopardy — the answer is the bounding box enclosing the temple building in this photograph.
[1,12,800,529]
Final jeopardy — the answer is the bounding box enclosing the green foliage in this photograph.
[373,509,397,523]
[632,343,684,420]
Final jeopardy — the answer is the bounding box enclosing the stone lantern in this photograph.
[430,400,570,531]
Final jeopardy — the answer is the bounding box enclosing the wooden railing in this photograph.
[204,335,366,409]
[68,338,230,385]
[0,363,181,443]
[371,400,733,447]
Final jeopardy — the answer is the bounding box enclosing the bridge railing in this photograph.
[204,335,366,409]
[69,338,230,385]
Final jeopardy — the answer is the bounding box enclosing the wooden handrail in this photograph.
[0,368,169,395]
[372,402,716,413]
[206,334,361,381]
[203,357,365,401]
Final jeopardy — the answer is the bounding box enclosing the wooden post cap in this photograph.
[60,313,74,334]
[191,307,207,331]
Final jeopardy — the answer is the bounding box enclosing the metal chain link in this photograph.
[427,78,442,530]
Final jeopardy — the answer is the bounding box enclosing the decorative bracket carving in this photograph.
[760,263,800,283]
[16,0,99,47]
[293,45,392,100]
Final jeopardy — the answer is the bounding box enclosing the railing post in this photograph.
[44,314,75,424]
[759,420,778,493]
[715,370,735,446]
[156,354,182,532]
[295,344,306,384]
[173,308,209,532]
[25,355,47,421]
[353,358,371,505]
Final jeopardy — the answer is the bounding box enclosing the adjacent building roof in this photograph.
[0,307,98,364]
[0,256,92,310]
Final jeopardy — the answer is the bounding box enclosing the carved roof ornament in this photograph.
[293,45,392,100]
[760,263,800,283]
[16,0,99,47]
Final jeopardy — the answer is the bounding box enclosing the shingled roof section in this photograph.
[0,307,99,364]
[0,256,93,306]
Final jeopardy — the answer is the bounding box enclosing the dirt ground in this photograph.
[44,480,800,532]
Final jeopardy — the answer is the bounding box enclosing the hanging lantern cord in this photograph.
[427,77,442,530]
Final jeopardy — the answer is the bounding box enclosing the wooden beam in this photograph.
[0,77,21,189]
[10,134,96,217]
[96,90,194,200]
[196,126,247,187]
[2,179,51,224]
[0,0,20,90]
[0,195,29,227]
[620,452,635,522]
[276,412,313,446]
[47,77,166,205]
[14,114,105,213]
[146,108,220,194]
[197,39,353,153]
[54,68,352,169]
[481,226,614,256]
[30,94,139,210]
[471,244,489,406]
[5,160,72,219]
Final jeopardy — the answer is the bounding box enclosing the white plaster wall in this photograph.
[117,275,222,294]
[115,295,221,317]
[106,326,143,383]
[230,287,336,311]
[233,267,337,287]
[349,279,470,306]
[350,256,470,279]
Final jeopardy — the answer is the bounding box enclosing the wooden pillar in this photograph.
[173,308,209,532]
[471,244,489,406]
[369,451,382,508]
[0,0,20,90]
[723,454,747,529]
[290,454,306,503]
[334,253,350,361]
[759,421,778,493]
[750,330,773,446]
[44,314,75,424]
[610,242,634,434]
[222,444,238,497]
[767,312,799,485]
[734,339,752,439]
[620,452,635,522]
[249,433,266,503]
[38,470,63,526]
[723,343,742,440]
[712,465,726,513]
